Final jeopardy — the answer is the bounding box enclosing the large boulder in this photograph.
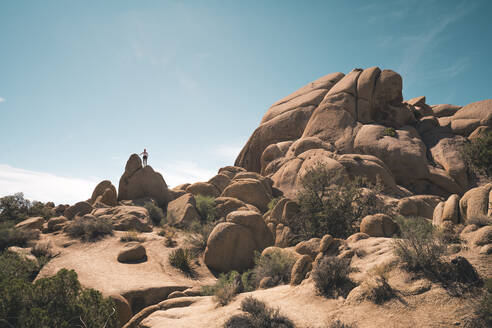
[15,217,45,230]
[354,124,429,187]
[459,183,492,224]
[64,201,93,220]
[360,214,398,237]
[438,99,492,136]
[433,194,461,226]
[221,178,272,212]
[118,154,171,207]
[397,195,443,219]
[166,193,200,227]
[185,182,220,198]
[90,180,118,206]
[117,243,147,263]
[92,206,152,232]
[204,210,274,273]
[208,174,231,193]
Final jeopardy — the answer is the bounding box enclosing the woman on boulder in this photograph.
[140,148,148,166]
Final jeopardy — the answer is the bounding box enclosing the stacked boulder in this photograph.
[235,67,491,200]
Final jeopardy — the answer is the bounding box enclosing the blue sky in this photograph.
[0,0,491,204]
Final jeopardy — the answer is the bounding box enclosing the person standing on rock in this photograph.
[140,149,148,166]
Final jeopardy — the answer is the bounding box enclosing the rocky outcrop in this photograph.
[118,154,171,207]
[118,243,147,263]
[64,201,93,220]
[360,214,398,237]
[204,210,274,273]
[185,182,220,198]
[233,66,491,201]
[15,217,45,230]
[166,193,200,227]
[92,206,152,232]
[459,183,492,224]
[91,180,118,206]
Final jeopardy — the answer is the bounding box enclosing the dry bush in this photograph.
[169,248,195,275]
[252,250,296,287]
[185,221,214,256]
[120,230,145,242]
[31,240,53,258]
[312,256,356,298]
[65,217,113,242]
[223,296,294,328]
[144,201,165,226]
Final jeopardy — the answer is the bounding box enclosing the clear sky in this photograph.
[1,0,491,204]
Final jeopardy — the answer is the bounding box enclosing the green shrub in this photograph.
[267,197,281,211]
[186,221,215,256]
[393,216,446,277]
[169,248,195,275]
[202,271,241,305]
[0,224,40,251]
[291,163,382,240]
[382,127,397,137]
[463,131,492,177]
[144,202,166,226]
[253,250,296,287]
[0,252,117,328]
[223,296,294,328]
[65,216,113,242]
[312,256,356,298]
[195,194,217,221]
[0,193,30,223]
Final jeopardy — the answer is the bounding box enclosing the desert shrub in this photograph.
[393,216,446,276]
[31,240,53,258]
[328,320,358,328]
[120,230,145,242]
[0,225,40,251]
[382,127,397,137]
[267,197,281,211]
[169,248,195,275]
[144,201,165,226]
[186,221,215,256]
[312,256,356,298]
[0,252,117,328]
[0,193,30,223]
[467,215,492,227]
[160,226,177,247]
[463,131,492,177]
[65,216,113,242]
[223,296,294,328]
[195,194,217,221]
[252,250,296,287]
[291,163,382,240]
[28,200,55,220]
[464,278,492,328]
[202,271,242,305]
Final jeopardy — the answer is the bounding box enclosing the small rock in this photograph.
[117,243,147,263]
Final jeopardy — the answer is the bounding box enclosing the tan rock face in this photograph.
[118,154,171,207]
[360,214,398,237]
[117,243,147,263]
[459,183,492,224]
[64,201,93,220]
[185,182,220,198]
[397,195,443,219]
[93,206,152,232]
[439,99,492,136]
[166,193,200,227]
[221,178,272,212]
[204,210,274,273]
[15,217,45,230]
[91,180,118,206]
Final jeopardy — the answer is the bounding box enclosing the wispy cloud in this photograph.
[421,57,471,82]
[397,1,476,85]
[213,145,241,162]
[157,161,215,188]
[0,164,99,205]
[0,97,5,103]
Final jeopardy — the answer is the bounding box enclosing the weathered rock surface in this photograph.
[15,216,45,230]
[92,206,152,232]
[118,154,171,207]
[166,193,200,227]
[64,201,93,220]
[118,243,147,263]
[459,183,492,224]
[91,180,118,206]
[204,210,274,273]
[360,214,398,237]
[185,182,220,198]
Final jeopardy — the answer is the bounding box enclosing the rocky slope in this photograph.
[8,66,492,328]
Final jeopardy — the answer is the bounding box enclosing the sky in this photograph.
[0,0,491,204]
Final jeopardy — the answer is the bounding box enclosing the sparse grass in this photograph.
[202,270,255,306]
[382,127,397,138]
[223,296,294,328]
[312,256,356,298]
[65,216,113,242]
[144,201,166,226]
[252,250,296,287]
[195,194,216,221]
[185,221,214,256]
[169,248,195,275]
[328,320,358,328]
[160,226,177,247]
[120,230,146,242]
